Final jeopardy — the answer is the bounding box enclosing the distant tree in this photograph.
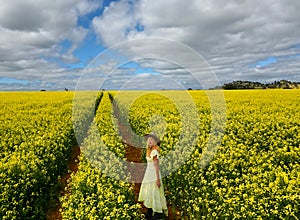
[215,79,300,90]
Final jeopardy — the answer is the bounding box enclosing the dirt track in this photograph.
[46,145,80,220]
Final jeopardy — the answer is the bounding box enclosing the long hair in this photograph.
[146,137,159,157]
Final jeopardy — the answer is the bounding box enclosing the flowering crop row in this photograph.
[0,92,76,219]
[60,92,143,219]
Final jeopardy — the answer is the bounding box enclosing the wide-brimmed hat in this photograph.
[144,132,160,145]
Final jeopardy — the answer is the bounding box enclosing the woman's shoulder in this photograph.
[150,148,160,157]
[151,146,160,152]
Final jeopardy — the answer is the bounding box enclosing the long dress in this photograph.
[138,149,168,216]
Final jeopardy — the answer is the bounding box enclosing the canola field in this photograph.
[0,90,299,219]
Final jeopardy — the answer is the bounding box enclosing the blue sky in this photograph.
[0,0,300,90]
[255,57,278,68]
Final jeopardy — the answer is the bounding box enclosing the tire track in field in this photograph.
[111,94,180,220]
[46,145,80,220]
[46,93,104,220]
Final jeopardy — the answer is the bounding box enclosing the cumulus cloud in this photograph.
[92,0,136,46]
[0,0,101,90]
[92,0,300,86]
[1,0,300,90]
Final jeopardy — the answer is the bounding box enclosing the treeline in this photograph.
[214,80,300,90]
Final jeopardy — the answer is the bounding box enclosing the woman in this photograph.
[138,132,168,219]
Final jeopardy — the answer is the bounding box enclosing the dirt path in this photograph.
[46,145,80,220]
[111,97,180,219]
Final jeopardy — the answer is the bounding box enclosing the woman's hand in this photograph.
[156,179,161,188]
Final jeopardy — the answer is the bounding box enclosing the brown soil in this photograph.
[46,145,80,220]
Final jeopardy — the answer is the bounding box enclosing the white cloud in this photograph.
[1,0,300,90]
[91,0,300,86]
[92,0,135,46]
[76,0,101,16]
[0,0,101,90]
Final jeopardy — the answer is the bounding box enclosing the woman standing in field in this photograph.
[138,132,168,220]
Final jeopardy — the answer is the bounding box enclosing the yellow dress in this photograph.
[138,149,168,216]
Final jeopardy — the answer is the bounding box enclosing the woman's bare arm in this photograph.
[153,155,161,188]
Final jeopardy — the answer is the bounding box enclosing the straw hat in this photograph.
[144,132,160,145]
